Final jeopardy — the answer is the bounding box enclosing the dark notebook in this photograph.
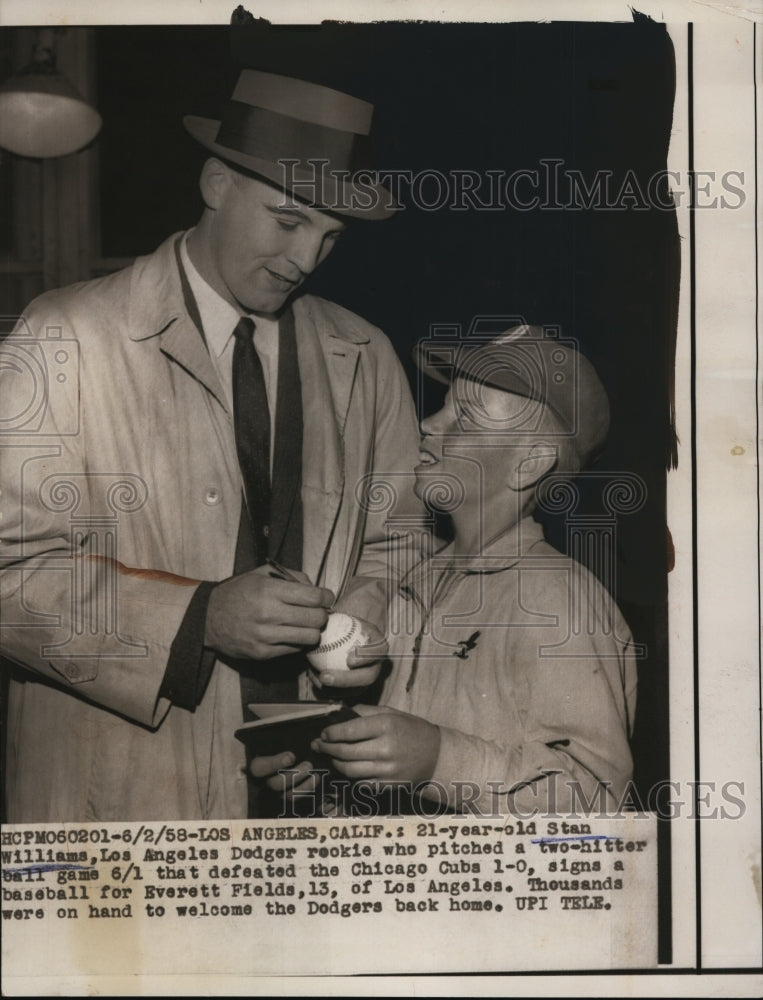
[234,701,358,773]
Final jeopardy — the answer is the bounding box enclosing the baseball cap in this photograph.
[415,324,610,466]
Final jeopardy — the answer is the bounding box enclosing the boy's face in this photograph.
[415,378,536,513]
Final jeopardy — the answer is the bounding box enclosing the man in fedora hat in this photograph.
[296,327,638,815]
[0,69,422,821]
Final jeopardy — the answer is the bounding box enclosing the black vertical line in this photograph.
[754,18,762,970]
[687,20,701,974]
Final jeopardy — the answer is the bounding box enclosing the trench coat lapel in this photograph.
[127,233,229,413]
[126,239,363,586]
[157,315,229,413]
[295,299,362,584]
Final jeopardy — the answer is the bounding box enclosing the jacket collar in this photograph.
[126,233,193,342]
[125,234,227,410]
[125,232,370,348]
[125,232,370,415]
[124,231,369,586]
[399,516,553,607]
[291,295,363,582]
[446,515,549,574]
[435,516,548,571]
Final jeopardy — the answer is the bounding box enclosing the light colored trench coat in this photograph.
[0,233,423,822]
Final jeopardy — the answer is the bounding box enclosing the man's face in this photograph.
[206,169,346,314]
[414,379,534,511]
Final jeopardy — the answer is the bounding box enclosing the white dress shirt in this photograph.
[180,232,279,466]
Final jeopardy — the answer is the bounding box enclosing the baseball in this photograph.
[307,612,369,672]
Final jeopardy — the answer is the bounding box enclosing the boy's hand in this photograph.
[311,619,388,690]
[310,704,441,784]
[250,751,319,798]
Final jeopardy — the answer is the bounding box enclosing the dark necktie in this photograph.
[232,316,270,563]
[231,313,305,817]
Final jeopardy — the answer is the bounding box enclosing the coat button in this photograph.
[64,663,81,681]
[203,486,221,506]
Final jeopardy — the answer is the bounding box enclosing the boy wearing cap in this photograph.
[0,70,422,821]
[308,327,637,816]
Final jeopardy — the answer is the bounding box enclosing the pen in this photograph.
[265,558,304,583]
[266,559,336,611]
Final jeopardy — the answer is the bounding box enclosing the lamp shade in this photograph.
[0,69,102,158]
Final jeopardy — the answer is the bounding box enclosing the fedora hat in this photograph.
[415,325,610,466]
[184,68,399,220]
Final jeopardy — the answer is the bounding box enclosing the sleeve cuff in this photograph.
[159,581,217,711]
[423,725,523,812]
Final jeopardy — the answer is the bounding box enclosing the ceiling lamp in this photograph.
[0,29,102,158]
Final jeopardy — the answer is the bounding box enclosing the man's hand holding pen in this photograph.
[223,559,389,793]
[262,558,389,690]
[204,563,335,661]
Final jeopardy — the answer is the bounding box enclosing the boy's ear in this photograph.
[511,442,558,491]
[199,157,234,211]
